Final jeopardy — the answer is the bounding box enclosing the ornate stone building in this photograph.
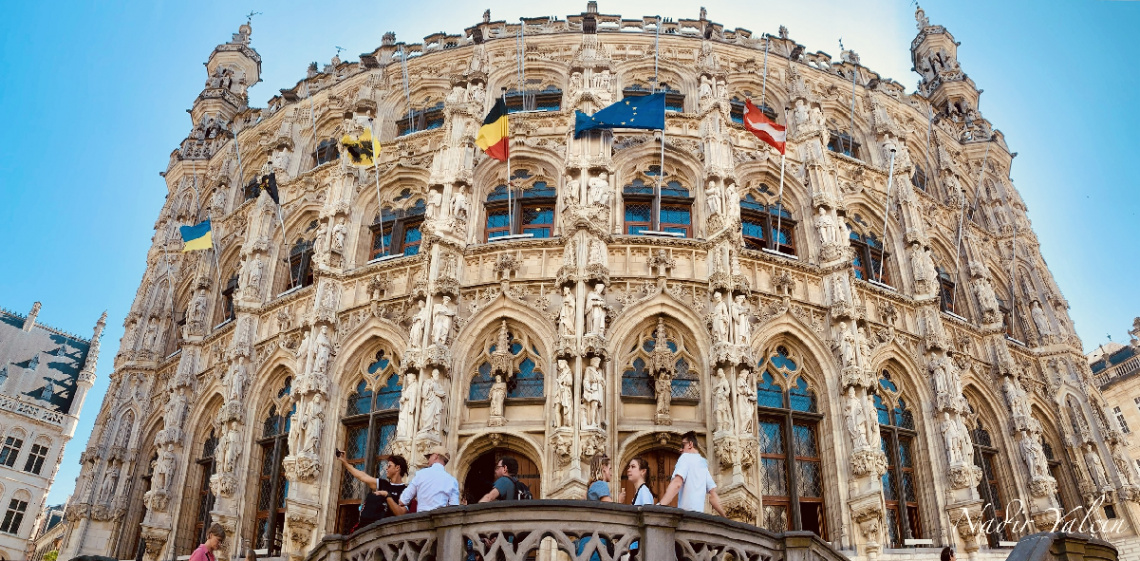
[1092,320,1140,519]
[0,303,104,560]
[61,4,1138,561]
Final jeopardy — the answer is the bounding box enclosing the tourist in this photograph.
[400,445,460,512]
[941,547,955,561]
[336,449,409,529]
[625,456,654,560]
[479,455,525,501]
[586,454,620,502]
[657,432,727,517]
[189,523,226,561]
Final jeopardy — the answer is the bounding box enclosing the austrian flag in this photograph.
[743,100,787,155]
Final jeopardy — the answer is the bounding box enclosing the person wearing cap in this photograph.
[399,445,460,512]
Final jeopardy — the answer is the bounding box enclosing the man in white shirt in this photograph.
[657,431,727,516]
[400,445,460,512]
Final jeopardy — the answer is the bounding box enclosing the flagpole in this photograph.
[848,47,857,157]
[950,139,990,311]
[773,108,791,253]
[369,118,388,257]
[924,104,939,193]
[760,34,770,110]
[653,16,664,232]
[1008,220,1019,340]
[877,149,896,283]
[400,46,413,134]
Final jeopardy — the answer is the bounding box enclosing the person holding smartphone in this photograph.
[336,448,409,531]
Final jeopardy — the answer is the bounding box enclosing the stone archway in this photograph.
[462,448,540,504]
[618,447,678,507]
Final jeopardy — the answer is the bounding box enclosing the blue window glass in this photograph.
[757,371,784,409]
[621,358,654,397]
[509,358,544,398]
[743,219,766,240]
[660,181,689,198]
[469,362,494,401]
[402,226,421,255]
[347,380,373,416]
[522,206,552,238]
[894,398,914,429]
[374,374,402,411]
[671,358,700,399]
[874,394,891,425]
[623,179,655,195]
[770,349,797,372]
[788,377,816,412]
[523,181,556,198]
[852,254,866,280]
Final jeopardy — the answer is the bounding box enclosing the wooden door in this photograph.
[463,448,541,504]
[619,448,678,507]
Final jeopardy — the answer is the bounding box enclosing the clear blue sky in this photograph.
[1,1,1136,506]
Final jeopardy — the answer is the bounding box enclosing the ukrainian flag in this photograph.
[180,220,213,252]
[476,99,509,162]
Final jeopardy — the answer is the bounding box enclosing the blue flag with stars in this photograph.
[574,93,665,138]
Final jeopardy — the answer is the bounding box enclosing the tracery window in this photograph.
[371,199,425,259]
[337,350,401,533]
[967,402,1010,547]
[623,82,684,112]
[622,165,692,237]
[313,138,340,167]
[874,372,921,547]
[619,320,699,400]
[755,346,826,538]
[848,215,891,285]
[191,429,218,548]
[397,102,445,136]
[827,129,862,160]
[741,190,796,255]
[254,378,294,555]
[483,169,556,241]
[504,85,563,113]
[469,323,545,401]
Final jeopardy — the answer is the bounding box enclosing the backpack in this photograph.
[511,476,533,500]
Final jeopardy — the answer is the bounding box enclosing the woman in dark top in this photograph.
[336,450,409,531]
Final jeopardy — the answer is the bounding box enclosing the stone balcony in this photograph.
[305,501,848,561]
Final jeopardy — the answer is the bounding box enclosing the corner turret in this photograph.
[911,6,981,126]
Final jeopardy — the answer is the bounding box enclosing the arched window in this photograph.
[966,401,1009,547]
[469,322,545,401]
[286,219,320,291]
[847,214,891,285]
[483,169,556,241]
[370,199,425,259]
[755,346,826,538]
[397,102,445,136]
[505,84,563,113]
[254,378,294,555]
[741,189,796,255]
[912,164,928,192]
[313,138,339,167]
[619,319,699,400]
[0,491,29,535]
[623,165,693,237]
[1041,441,1069,514]
[874,371,921,547]
[623,82,684,112]
[191,429,218,549]
[337,350,401,533]
[827,127,862,160]
[220,273,238,323]
[937,266,957,315]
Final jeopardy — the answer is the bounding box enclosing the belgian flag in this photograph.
[476,99,509,162]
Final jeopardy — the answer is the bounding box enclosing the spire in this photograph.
[81,311,108,376]
[22,301,41,332]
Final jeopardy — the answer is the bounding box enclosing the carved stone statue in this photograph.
[973,277,1000,323]
[165,391,189,430]
[489,374,507,419]
[219,422,241,472]
[397,373,418,438]
[226,362,248,402]
[587,172,611,207]
[588,239,604,266]
[142,319,160,352]
[698,76,714,110]
[190,293,208,328]
[303,394,325,455]
[857,327,873,368]
[844,387,870,449]
[1114,445,1136,486]
[655,371,673,419]
[586,284,607,337]
[98,467,118,503]
[431,296,456,346]
[564,178,580,206]
[732,294,751,345]
[1085,444,1109,489]
[409,299,428,349]
[311,326,333,376]
[713,368,733,433]
[724,183,740,223]
[556,359,574,428]
[711,291,730,344]
[839,322,856,368]
[705,180,722,217]
[558,287,575,338]
[583,357,605,428]
[816,207,837,247]
[153,444,175,492]
[1020,434,1047,480]
[1031,300,1051,336]
[426,190,442,221]
[450,188,469,220]
[418,369,446,436]
[331,222,347,251]
[941,412,964,464]
[736,368,756,434]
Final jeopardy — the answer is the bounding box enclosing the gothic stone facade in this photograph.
[0,303,104,560]
[62,5,1139,561]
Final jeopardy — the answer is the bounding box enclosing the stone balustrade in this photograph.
[305,501,847,561]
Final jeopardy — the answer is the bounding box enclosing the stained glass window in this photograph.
[620,319,700,400]
[337,349,401,533]
[877,370,922,546]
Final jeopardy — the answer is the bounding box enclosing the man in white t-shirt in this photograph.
[657,431,727,516]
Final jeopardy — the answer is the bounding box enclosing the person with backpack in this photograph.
[478,455,531,501]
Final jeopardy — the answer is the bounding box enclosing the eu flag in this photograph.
[574,93,665,138]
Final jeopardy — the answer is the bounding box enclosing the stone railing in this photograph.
[0,392,65,426]
[306,501,848,561]
[1005,532,1117,561]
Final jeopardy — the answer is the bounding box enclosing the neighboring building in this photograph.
[0,303,104,560]
[61,4,1137,561]
[29,503,65,561]
[1091,319,1140,510]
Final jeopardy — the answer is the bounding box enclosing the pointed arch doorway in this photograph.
[463,448,540,504]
